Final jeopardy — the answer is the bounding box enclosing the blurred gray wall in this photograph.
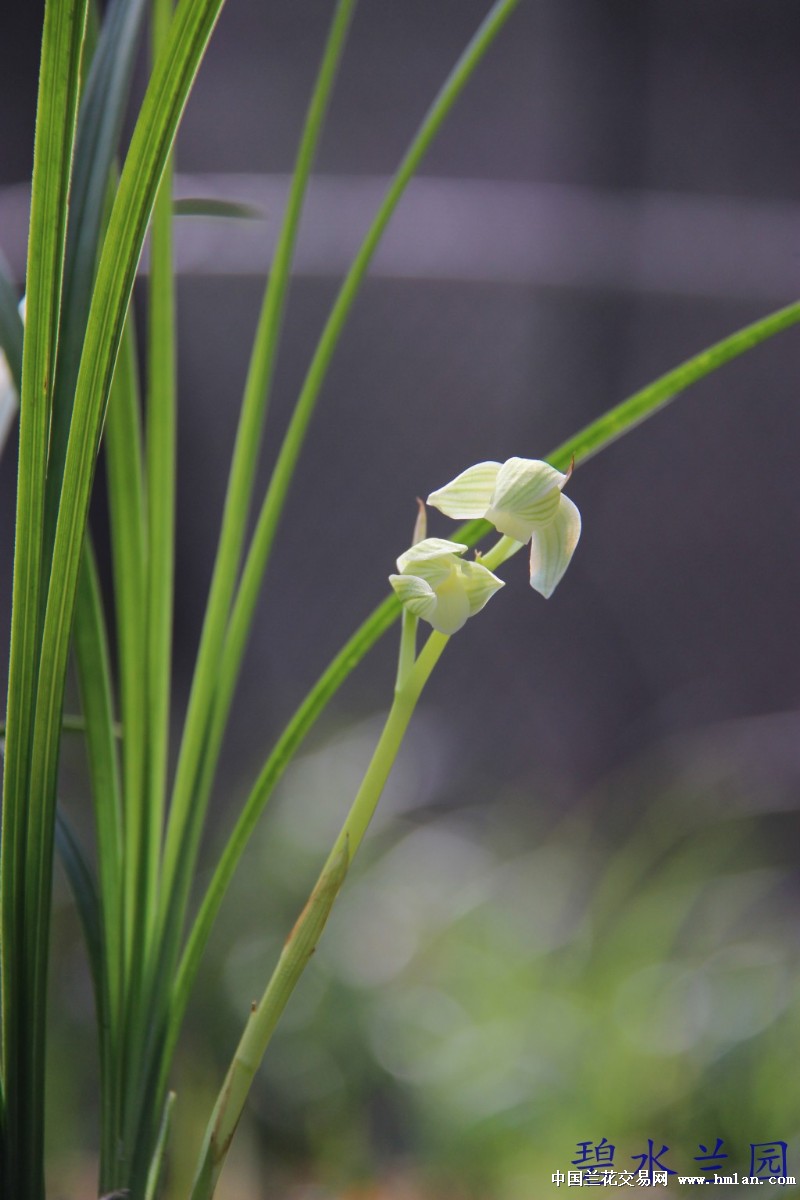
[2,1,800,819]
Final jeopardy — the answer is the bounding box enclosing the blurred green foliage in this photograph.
[48,706,800,1198]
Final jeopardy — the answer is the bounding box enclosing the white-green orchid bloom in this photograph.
[389,537,504,635]
[427,457,581,599]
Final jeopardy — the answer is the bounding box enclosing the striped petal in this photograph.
[397,537,467,587]
[487,457,566,541]
[459,559,505,616]
[388,573,439,622]
[528,494,581,598]
[397,537,467,573]
[427,461,501,518]
[426,569,472,634]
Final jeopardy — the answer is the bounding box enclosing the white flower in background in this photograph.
[0,348,17,447]
[427,457,581,598]
[389,537,504,635]
[0,295,24,451]
[0,348,15,406]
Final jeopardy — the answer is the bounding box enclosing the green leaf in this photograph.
[73,541,123,1022]
[143,0,178,953]
[173,196,261,219]
[548,299,800,470]
[6,0,230,1193]
[103,313,147,976]
[1,2,90,1194]
[34,0,233,834]
[53,800,123,1193]
[143,1092,176,1200]
[43,0,149,558]
[53,807,105,1036]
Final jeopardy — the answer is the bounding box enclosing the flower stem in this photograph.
[478,533,522,573]
[395,608,419,691]
[189,630,448,1198]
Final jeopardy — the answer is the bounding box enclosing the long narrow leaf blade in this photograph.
[73,541,123,1011]
[43,0,149,554]
[13,0,228,1193]
[103,313,147,977]
[1,2,89,1194]
[144,0,178,945]
[173,196,261,219]
[53,807,105,1025]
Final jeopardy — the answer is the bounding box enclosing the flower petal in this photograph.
[389,572,439,622]
[426,461,501,518]
[528,494,581,598]
[396,537,467,586]
[397,536,467,573]
[426,569,471,634]
[487,457,567,540]
[459,559,505,616]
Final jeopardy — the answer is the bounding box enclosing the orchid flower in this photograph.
[427,457,581,598]
[389,537,504,635]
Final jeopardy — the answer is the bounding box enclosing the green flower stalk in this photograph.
[190,610,452,1198]
[191,465,575,1195]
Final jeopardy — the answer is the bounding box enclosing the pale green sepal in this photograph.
[426,461,501,518]
[396,536,466,576]
[389,573,438,623]
[460,559,505,616]
[488,457,566,537]
[529,493,581,598]
[485,503,542,543]
[426,571,471,634]
[396,538,469,591]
